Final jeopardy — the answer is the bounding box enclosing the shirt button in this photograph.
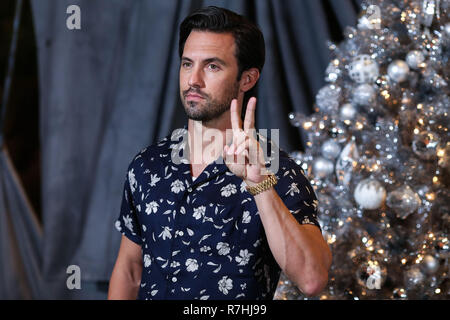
[172,277,177,283]
[187,187,192,192]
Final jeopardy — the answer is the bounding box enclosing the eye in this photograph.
[182,62,192,68]
[208,64,220,71]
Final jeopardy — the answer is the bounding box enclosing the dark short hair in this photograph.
[179,6,265,81]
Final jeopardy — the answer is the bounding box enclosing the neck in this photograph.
[187,113,234,166]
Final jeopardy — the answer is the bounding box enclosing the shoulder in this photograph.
[255,130,304,176]
[126,131,176,173]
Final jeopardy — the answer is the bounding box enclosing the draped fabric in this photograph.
[0,147,43,299]
[1,0,359,298]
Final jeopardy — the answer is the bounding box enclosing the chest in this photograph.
[190,163,208,179]
[132,169,262,257]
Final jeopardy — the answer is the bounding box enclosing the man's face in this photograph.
[180,31,240,122]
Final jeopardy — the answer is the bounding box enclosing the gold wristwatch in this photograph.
[246,173,278,196]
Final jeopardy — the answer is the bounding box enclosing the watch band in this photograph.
[246,174,278,196]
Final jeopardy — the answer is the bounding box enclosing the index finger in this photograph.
[230,99,242,131]
[243,97,257,133]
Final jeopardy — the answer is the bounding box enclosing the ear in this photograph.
[239,68,260,93]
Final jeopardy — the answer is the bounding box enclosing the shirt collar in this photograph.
[167,124,230,187]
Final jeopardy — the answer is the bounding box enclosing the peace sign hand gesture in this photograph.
[223,97,269,187]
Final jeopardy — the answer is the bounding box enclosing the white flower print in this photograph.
[312,199,318,210]
[128,168,137,193]
[171,179,185,193]
[170,261,180,268]
[302,217,315,225]
[149,173,161,187]
[218,276,233,295]
[242,211,251,224]
[145,201,159,215]
[220,183,237,197]
[185,258,199,272]
[240,181,247,193]
[193,206,206,220]
[200,246,211,252]
[235,249,253,266]
[115,220,122,232]
[158,226,172,240]
[286,182,300,196]
[216,242,230,256]
[144,254,152,268]
[123,215,134,232]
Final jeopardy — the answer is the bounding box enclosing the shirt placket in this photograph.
[163,151,229,298]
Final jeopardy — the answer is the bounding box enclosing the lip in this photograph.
[186,93,204,100]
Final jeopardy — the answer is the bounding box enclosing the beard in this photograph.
[181,82,239,122]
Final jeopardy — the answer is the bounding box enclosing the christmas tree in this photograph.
[275,0,449,299]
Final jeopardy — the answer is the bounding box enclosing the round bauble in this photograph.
[387,60,410,83]
[313,157,334,179]
[406,50,425,69]
[349,54,379,83]
[321,139,342,160]
[354,178,386,210]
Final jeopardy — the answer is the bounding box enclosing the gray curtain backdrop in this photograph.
[1,0,360,299]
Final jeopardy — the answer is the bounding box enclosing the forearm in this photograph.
[108,262,142,300]
[253,187,331,296]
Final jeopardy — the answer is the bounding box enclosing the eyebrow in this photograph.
[181,56,227,67]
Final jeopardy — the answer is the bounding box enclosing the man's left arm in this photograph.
[223,97,331,297]
[252,186,332,297]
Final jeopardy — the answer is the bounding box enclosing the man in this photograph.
[108,6,331,300]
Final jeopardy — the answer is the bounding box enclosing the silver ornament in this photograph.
[354,178,386,210]
[387,60,410,83]
[321,139,341,160]
[357,5,381,30]
[386,185,421,219]
[421,255,439,274]
[348,54,379,83]
[406,50,425,69]
[404,266,424,289]
[412,131,440,160]
[339,103,357,120]
[313,157,334,179]
[336,140,359,186]
[315,84,341,113]
[352,83,376,106]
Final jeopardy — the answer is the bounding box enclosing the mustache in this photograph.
[183,88,208,99]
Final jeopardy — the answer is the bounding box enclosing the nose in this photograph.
[188,67,205,88]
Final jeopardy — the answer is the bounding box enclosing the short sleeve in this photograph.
[114,168,143,245]
[274,157,321,233]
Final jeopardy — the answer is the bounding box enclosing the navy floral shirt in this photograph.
[115,127,321,300]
